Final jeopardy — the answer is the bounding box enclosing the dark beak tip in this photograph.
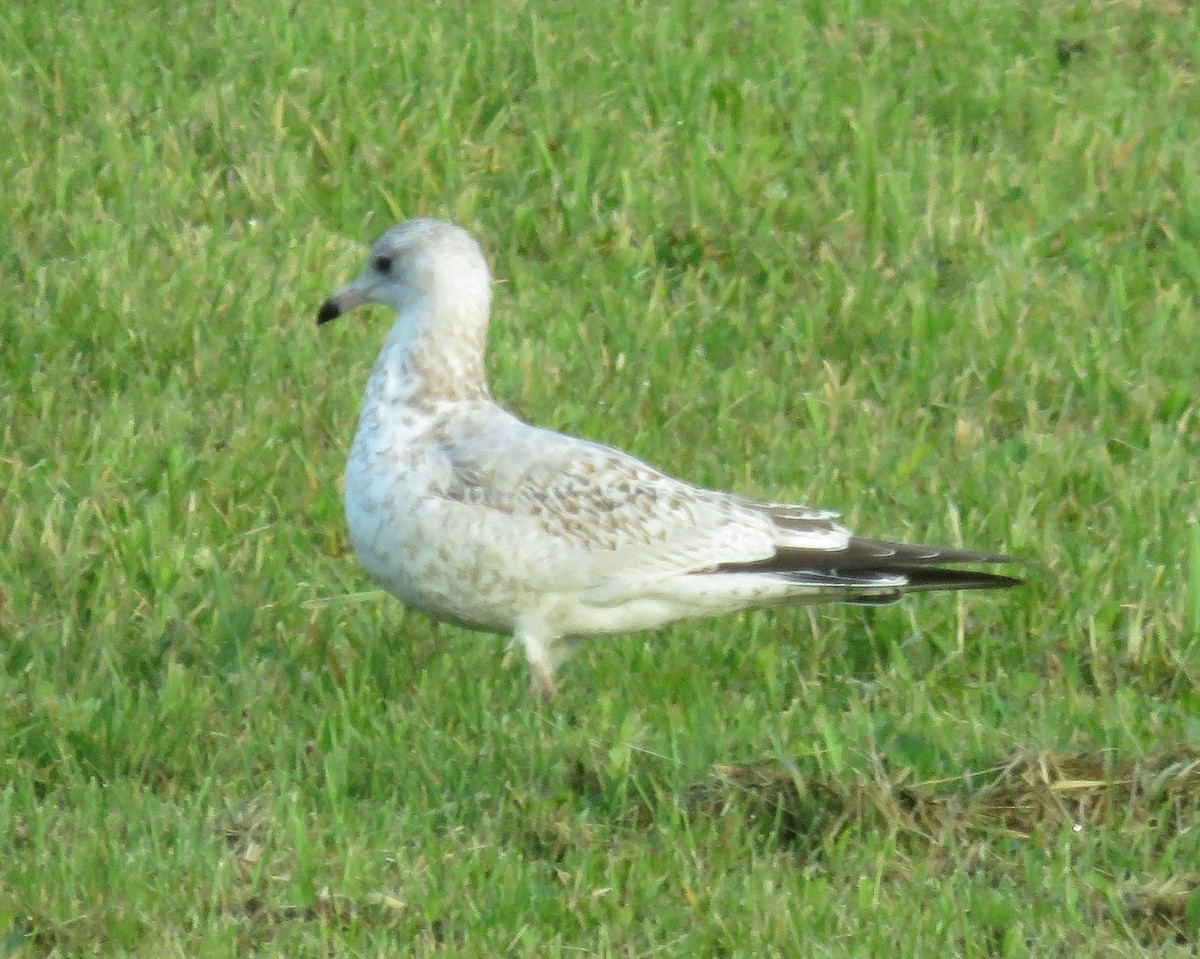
[316,299,341,325]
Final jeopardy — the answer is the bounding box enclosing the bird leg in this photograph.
[516,628,561,700]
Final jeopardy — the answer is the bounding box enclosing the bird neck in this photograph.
[370,294,491,408]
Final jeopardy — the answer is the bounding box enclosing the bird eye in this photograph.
[373,255,393,274]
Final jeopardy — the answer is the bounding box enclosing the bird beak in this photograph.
[317,276,372,325]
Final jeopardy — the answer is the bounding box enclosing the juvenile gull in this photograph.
[317,219,1021,696]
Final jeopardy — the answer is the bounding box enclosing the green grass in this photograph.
[3,0,1200,954]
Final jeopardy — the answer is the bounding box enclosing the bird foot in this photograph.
[528,668,558,701]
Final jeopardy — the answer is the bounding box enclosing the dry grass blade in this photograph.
[685,747,1200,849]
[973,749,1200,837]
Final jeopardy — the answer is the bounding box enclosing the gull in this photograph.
[317,219,1021,697]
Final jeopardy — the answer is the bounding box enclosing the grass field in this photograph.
[4,0,1200,954]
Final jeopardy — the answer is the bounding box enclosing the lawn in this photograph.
[3,0,1199,954]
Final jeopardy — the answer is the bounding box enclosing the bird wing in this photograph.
[429,408,1019,605]
[431,412,849,587]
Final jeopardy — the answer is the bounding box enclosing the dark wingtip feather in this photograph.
[884,566,1024,592]
[827,537,1020,570]
[714,534,1025,596]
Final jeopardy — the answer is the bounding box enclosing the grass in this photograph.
[2,0,1199,954]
